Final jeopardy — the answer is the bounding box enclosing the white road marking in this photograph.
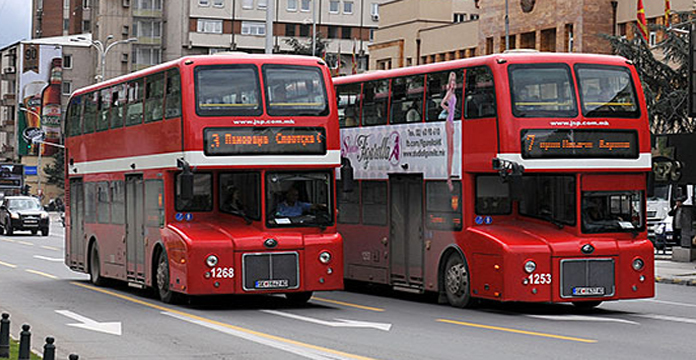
[0,260,17,268]
[55,310,122,336]
[642,299,696,308]
[162,311,371,360]
[634,313,696,325]
[526,314,639,325]
[33,255,63,262]
[260,310,392,331]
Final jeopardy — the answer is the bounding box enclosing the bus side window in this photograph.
[391,74,424,124]
[126,79,144,126]
[475,175,510,215]
[337,83,361,128]
[165,69,182,119]
[426,70,462,122]
[362,80,389,126]
[145,72,165,123]
[362,181,387,225]
[84,182,97,224]
[111,84,126,128]
[426,181,462,231]
[97,181,110,224]
[83,92,98,134]
[337,180,360,223]
[146,179,165,228]
[111,181,125,225]
[464,66,496,120]
[67,96,83,137]
[97,88,111,132]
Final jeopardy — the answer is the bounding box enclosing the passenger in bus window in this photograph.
[440,71,457,191]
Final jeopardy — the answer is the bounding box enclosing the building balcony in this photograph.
[133,9,163,18]
[136,36,162,46]
[1,94,15,105]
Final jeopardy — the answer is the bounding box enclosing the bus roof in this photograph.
[71,53,329,97]
[333,52,632,85]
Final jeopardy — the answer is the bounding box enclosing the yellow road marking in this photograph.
[26,269,58,279]
[41,245,60,251]
[1,238,16,243]
[71,282,379,360]
[311,297,385,312]
[437,318,597,344]
[0,260,17,268]
[16,240,34,246]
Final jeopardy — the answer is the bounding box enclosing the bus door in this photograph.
[126,174,146,282]
[69,178,85,270]
[389,174,424,289]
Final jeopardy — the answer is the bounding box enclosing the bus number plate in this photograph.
[572,287,605,296]
[255,279,289,289]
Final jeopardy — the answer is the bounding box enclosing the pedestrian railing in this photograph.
[0,313,79,360]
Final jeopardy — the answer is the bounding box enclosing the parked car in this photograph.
[0,196,49,236]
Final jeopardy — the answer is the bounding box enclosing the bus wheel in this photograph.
[444,253,474,308]
[572,301,602,310]
[89,244,107,286]
[285,292,313,305]
[156,250,179,304]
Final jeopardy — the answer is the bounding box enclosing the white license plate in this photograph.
[572,287,605,296]
[255,279,289,289]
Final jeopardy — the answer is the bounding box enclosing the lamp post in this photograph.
[17,106,65,197]
[73,36,137,82]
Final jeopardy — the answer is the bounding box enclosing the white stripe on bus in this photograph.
[496,153,651,170]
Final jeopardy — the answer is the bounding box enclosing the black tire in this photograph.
[89,243,107,286]
[6,221,13,236]
[31,229,38,236]
[285,292,313,305]
[443,253,475,308]
[0,223,5,235]
[41,228,48,236]
[572,301,602,310]
[156,250,180,304]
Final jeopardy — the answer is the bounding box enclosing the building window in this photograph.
[300,24,310,37]
[135,19,163,37]
[301,0,311,11]
[454,13,466,23]
[199,0,210,6]
[63,54,73,69]
[83,0,90,9]
[618,23,627,37]
[133,46,161,65]
[258,0,267,9]
[63,19,69,32]
[135,0,162,9]
[197,19,223,34]
[241,21,266,36]
[285,23,296,36]
[343,1,353,14]
[371,3,378,16]
[369,28,374,42]
[329,0,339,13]
[82,20,91,32]
[287,0,297,11]
[341,26,351,39]
[470,14,479,20]
[213,0,224,7]
[62,81,72,96]
[328,26,338,39]
[242,0,253,9]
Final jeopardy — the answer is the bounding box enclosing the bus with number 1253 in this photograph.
[334,52,653,308]
[64,54,343,303]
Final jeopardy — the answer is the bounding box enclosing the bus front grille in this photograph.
[560,258,615,298]
[242,252,299,291]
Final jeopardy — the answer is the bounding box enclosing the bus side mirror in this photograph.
[646,172,655,198]
[179,173,194,201]
[341,157,355,193]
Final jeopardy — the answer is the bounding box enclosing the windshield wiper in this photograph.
[539,214,564,229]
[228,209,252,225]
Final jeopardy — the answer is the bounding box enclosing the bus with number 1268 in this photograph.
[335,52,653,308]
[64,54,343,303]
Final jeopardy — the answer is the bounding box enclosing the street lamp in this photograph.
[17,105,65,197]
[73,35,137,82]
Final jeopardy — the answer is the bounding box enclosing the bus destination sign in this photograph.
[204,127,326,156]
[521,129,638,159]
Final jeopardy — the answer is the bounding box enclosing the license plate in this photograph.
[572,287,605,296]
[255,279,289,289]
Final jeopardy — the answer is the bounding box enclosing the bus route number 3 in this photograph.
[528,273,551,285]
[210,267,235,279]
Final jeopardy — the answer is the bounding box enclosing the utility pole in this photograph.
[265,0,275,53]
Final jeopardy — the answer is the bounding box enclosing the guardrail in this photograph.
[0,313,79,360]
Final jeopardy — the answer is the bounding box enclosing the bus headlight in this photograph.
[319,251,331,264]
[524,260,537,274]
[632,258,644,271]
[206,255,219,268]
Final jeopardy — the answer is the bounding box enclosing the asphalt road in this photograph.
[1,219,696,359]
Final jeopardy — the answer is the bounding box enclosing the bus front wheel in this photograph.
[89,243,107,286]
[156,250,180,304]
[444,253,474,308]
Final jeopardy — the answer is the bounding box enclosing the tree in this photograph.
[43,148,64,189]
[603,15,694,134]
[283,32,340,69]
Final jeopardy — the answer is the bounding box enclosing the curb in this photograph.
[655,276,696,286]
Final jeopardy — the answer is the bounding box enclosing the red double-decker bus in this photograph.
[334,52,653,308]
[64,54,342,303]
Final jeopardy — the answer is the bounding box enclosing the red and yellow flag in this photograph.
[637,0,648,41]
[351,40,357,75]
[664,0,671,27]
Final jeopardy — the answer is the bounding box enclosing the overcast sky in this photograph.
[0,0,31,49]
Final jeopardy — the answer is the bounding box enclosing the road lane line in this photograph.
[437,318,597,344]
[26,269,58,279]
[310,297,385,312]
[0,260,17,268]
[41,245,60,251]
[33,255,64,262]
[16,240,34,246]
[71,282,379,360]
[1,238,16,243]
[635,313,696,325]
[643,299,696,308]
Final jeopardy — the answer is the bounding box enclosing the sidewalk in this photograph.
[655,254,696,286]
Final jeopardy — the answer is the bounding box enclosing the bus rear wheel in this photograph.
[156,250,180,304]
[89,244,107,286]
[285,292,313,305]
[443,253,474,308]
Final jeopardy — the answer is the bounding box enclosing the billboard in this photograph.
[17,43,63,156]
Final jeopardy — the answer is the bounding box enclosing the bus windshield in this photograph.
[263,65,329,116]
[266,171,333,228]
[195,65,262,116]
[519,175,576,227]
[576,65,639,118]
[649,184,670,201]
[582,191,644,234]
[509,64,577,118]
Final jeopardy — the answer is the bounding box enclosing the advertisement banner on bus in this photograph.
[340,122,462,180]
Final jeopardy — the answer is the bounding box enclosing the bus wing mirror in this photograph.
[341,157,355,192]
[646,172,655,198]
[179,173,194,201]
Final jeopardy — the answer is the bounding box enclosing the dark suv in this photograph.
[0,196,49,236]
